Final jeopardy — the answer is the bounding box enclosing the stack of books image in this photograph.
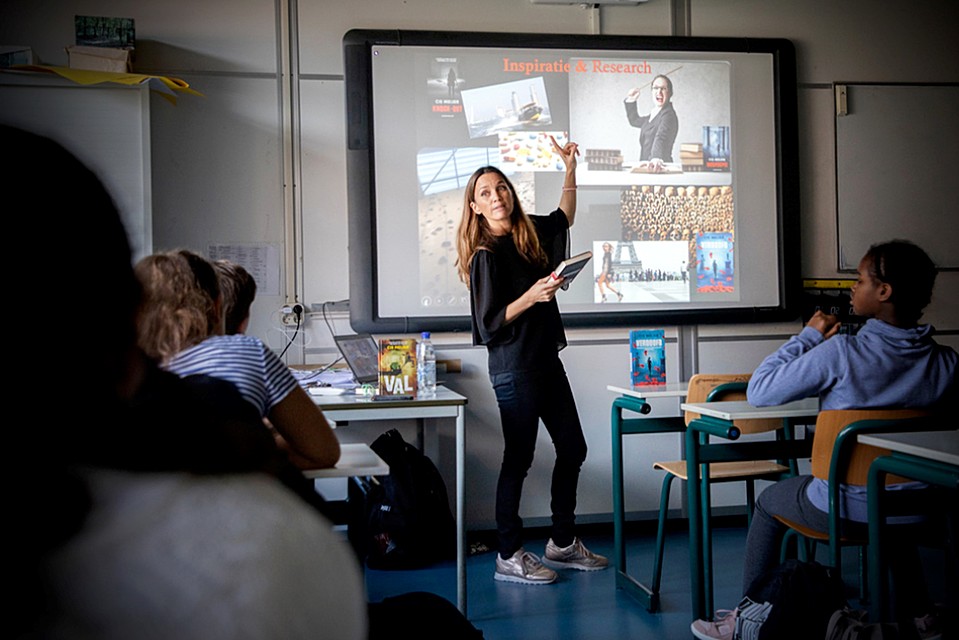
[679,142,704,172]
[585,148,624,171]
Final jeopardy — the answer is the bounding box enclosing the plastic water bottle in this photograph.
[417,331,437,397]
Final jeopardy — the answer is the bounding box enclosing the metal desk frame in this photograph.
[680,398,818,620]
[863,429,959,623]
[312,386,470,615]
[609,384,688,612]
[610,386,816,620]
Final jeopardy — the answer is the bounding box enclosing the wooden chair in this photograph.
[774,409,938,601]
[642,373,800,612]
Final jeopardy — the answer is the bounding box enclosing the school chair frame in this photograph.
[612,373,804,613]
[682,374,813,618]
[774,409,943,604]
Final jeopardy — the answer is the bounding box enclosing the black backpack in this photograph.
[824,608,901,640]
[349,429,456,569]
[744,559,849,640]
[368,592,484,639]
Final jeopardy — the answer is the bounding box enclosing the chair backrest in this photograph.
[684,373,782,434]
[811,409,931,486]
[811,408,940,571]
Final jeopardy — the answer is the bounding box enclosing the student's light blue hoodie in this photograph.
[747,318,956,521]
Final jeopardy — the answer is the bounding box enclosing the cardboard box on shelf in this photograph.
[0,46,36,68]
[66,45,132,73]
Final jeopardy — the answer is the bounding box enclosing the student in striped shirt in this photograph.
[135,250,341,470]
[213,258,257,336]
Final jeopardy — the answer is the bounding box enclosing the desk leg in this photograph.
[868,454,959,624]
[612,405,626,571]
[867,458,890,623]
[610,398,684,613]
[456,406,467,617]
[702,469,714,617]
[686,428,706,620]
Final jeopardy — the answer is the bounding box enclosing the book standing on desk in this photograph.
[378,338,417,396]
[630,329,666,386]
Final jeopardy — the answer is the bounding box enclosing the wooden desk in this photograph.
[862,430,959,622]
[311,386,470,616]
[608,384,688,611]
[679,398,818,620]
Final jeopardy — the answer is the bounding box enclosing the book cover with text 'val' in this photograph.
[378,338,417,396]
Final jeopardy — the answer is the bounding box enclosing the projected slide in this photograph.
[346,29,799,331]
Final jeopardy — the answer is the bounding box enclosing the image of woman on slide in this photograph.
[597,242,623,302]
[624,74,679,173]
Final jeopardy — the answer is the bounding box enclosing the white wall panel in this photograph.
[299,79,351,310]
[149,73,287,342]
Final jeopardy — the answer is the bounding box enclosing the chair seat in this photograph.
[773,514,865,544]
[654,460,790,481]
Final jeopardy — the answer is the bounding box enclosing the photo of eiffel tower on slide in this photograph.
[592,240,690,304]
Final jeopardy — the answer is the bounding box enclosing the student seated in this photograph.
[135,249,341,470]
[212,258,257,335]
[5,124,368,639]
[691,240,956,640]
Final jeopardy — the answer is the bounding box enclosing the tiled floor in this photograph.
[363,519,955,640]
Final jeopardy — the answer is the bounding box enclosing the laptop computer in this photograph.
[333,333,381,386]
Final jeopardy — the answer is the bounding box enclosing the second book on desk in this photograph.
[630,329,666,386]
[378,338,417,396]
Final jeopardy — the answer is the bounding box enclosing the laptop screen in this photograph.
[333,333,380,385]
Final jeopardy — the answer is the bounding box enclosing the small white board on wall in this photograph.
[835,82,958,270]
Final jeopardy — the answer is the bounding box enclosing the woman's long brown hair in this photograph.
[454,166,547,287]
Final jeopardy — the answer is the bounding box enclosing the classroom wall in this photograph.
[4,0,957,529]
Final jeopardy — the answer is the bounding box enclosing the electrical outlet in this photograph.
[280,303,306,327]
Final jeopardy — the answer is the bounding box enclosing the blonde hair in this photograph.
[454,166,546,287]
[135,250,222,363]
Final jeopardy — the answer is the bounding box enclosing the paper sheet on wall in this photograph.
[207,243,280,296]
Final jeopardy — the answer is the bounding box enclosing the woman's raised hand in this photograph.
[550,135,579,172]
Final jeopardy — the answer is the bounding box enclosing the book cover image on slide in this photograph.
[695,232,735,293]
[703,125,731,172]
[630,329,666,386]
[378,338,418,396]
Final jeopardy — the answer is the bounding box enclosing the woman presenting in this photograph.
[454,136,608,586]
